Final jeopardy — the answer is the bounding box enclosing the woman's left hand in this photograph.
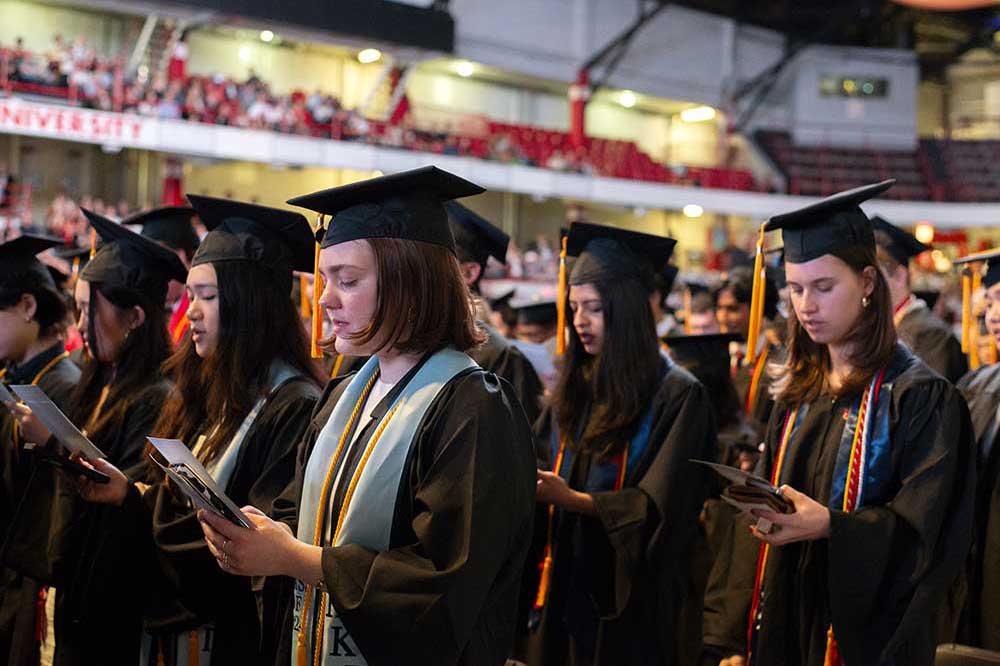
[536,470,596,515]
[9,403,52,446]
[199,505,303,577]
[750,485,831,546]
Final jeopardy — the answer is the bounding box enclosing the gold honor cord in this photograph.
[298,371,404,666]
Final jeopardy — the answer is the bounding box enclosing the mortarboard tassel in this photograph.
[71,256,80,276]
[970,269,983,370]
[89,228,97,259]
[961,269,972,354]
[683,288,693,334]
[300,274,310,320]
[310,215,325,359]
[746,224,767,365]
[556,236,568,356]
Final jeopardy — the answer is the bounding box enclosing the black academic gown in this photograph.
[268,357,537,666]
[9,377,172,666]
[955,363,1000,649]
[124,378,320,665]
[0,345,80,666]
[703,344,975,666]
[529,356,717,666]
[897,303,967,384]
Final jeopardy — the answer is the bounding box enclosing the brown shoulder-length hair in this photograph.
[770,242,897,406]
[320,238,485,356]
[553,277,663,458]
[151,260,325,466]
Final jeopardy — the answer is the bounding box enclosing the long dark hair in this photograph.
[553,278,662,458]
[69,282,170,444]
[153,261,324,464]
[770,243,897,405]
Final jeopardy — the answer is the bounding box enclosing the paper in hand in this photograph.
[147,437,252,529]
[690,459,793,534]
[0,382,15,406]
[9,384,105,459]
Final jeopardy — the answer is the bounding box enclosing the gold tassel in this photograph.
[556,236,568,356]
[971,269,983,370]
[89,228,97,259]
[683,288,692,334]
[962,270,972,354]
[746,224,767,364]
[71,256,81,276]
[300,274,310,320]
[311,215,325,359]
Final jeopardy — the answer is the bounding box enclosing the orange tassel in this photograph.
[89,228,97,259]
[556,236,568,356]
[300,274,310,320]
[971,270,983,370]
[962,270,972,354]
[683,288,693,334]
[746,224,767,364]
[311,215,325,359]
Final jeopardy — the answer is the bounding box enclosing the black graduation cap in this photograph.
[660,265,679,293]
[871,215,931,266]
[764,180,894,263]
[488,288,515,311]
[186,195,315,292]
[80,209,188,305]
[129,206,200,255]
[286,166,485,252]
[510,293,558,326]
[955,247,1000,290]
[663,332,740,370]
[53,245,92,277]
[0,234,62,290]
[566,222,676,288]
[446,201,509,267]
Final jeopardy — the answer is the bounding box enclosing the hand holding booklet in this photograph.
[9,384,106,459]
[146,437,252,529]
[691,459,793,534]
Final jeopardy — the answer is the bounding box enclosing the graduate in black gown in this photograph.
[326,202,545,424]
[0,235,81,666]
[447,201,545,424]
[78,197,324,665]
[951,248,1000,650]
[529,222,717,666]
[702,180,975,666]
[196,166,537,666]
[7,210,187,665]
[873,215,967,383]
[716,266,783,441]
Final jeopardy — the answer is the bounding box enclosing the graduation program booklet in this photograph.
[146,437,252,529]
[691,459,793,533]
[9,384,106,459]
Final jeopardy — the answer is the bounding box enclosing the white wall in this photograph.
[0,0,131,56]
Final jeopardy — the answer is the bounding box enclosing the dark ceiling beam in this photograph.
[582,0,671,95]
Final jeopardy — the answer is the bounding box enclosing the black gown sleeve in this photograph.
[320,371,537,666]
[589,372,717,621]
[827,376,975,665]
[148,381,319,622]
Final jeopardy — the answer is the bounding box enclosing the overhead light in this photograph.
[238,45,252,62]
[358,48,382,64]
[259,30,274,43]
[680,105,717,123]
[455,60,475,78]
[683,204,704,218]
[620,90,637,108]
[915,222,935,245]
